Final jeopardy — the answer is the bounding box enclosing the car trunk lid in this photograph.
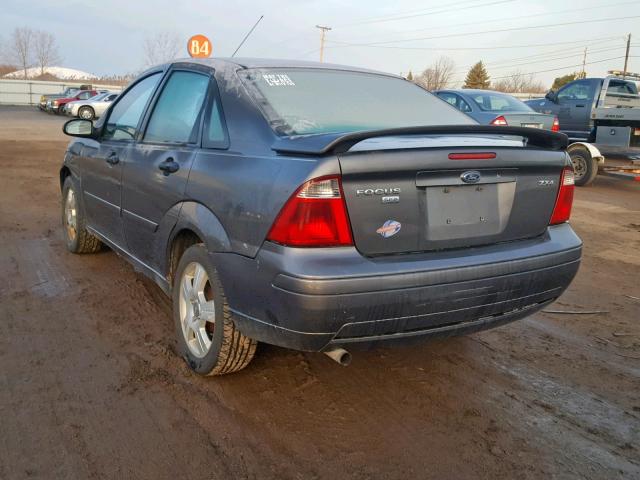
[336,134,566,255]
[499,112,555,130]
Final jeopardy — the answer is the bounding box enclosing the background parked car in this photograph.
[48,89,98,114]
[38,84,93,111]
[64,92,119,119]
[435,89,560,131]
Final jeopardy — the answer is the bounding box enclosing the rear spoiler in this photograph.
[271,125,569,155]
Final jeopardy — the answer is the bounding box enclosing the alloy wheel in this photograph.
[178,262,216,358]
[64,189,77,241]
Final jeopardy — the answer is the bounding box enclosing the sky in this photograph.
[1,0,639,88]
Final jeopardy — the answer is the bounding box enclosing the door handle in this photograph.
[158,157,180,176]
[106,151,119,165]
[575,104,585,108]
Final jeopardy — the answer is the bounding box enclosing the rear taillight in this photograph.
[490,115,508,126]
[549,167,575,225]
[266,175,353,247]
[551,116,560,132]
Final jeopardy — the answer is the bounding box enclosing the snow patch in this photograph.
[3,66,99,80]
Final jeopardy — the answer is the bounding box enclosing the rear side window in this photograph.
[437,92,472,113]
[469,93,531,112]
[104,73,161,141]
[204,97,228,147]
[144,71,209,144]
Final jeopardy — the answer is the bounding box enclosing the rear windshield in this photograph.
[240,68,475,135]
[607,80,638,95]
[468,92,532,112]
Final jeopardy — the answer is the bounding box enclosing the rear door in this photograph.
[121,67,211,268]
[80,72,162,247]
[338,135,566,256]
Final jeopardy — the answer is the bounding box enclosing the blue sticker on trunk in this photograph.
[376,220,401,238]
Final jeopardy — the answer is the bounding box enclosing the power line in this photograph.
[464,45,626,73]
[329,15,640,47]
[350,1,639,38]
[336,0,502,27]
[338,0,515,27]
[450,56,627,83]
[324,36,621,51]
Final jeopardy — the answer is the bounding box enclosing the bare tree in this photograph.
[34,30,61,76]
[493,71,545,94]
[10,27,34,79]
[143,31,182,66]
[415,57,455,91]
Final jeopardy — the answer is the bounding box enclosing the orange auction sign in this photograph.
[187,35,212,58]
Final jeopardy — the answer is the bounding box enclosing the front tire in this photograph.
[173,244,257,376]
[78,106,95,120]
[569,146,598,186]
[62,177,102,253]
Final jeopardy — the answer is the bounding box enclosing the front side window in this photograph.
[103,73,161,141]
[240,68,474,135]
[144,71,209,144]
[78,91,94,100]
[557,81,594,102]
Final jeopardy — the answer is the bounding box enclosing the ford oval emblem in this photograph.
[461,171,481,184]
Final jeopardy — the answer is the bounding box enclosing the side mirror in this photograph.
[545,90,557,103]
[63,119,96,138]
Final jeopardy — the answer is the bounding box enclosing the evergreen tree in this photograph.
[463,61,490,89]
[551,72,580,90]
[406,70,414,81]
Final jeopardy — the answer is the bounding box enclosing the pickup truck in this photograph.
[526,73,640,185]
[39,84,93,111]
[48,89,98,114]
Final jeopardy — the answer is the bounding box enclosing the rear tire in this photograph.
[62,177,102,253]
[78,106,95,120]
[173,244,257,376]
[569,146,598,186]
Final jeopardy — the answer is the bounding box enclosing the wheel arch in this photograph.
[59,165,72,191]
[568,142,604,164]
[164,201,232,283]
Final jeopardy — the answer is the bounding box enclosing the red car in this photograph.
[49,89,98,114]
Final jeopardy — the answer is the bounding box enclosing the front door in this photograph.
[80,72,162,248]
[121,69,211,269]
[555,80,596,136]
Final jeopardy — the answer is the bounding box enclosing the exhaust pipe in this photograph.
[323,347,352,366]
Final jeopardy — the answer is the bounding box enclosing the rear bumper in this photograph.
[212,224,582,352]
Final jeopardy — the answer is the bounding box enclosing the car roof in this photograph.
[149,57,402,78]
[438,89,514,96]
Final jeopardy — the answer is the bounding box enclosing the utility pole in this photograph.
[316,25,331,62]
[622,33,631,79]
[581,47,587,79]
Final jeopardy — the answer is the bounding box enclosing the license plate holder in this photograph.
[425,183,514,241]
[521,123,542,129]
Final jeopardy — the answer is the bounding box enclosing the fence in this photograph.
[0,79,124,106]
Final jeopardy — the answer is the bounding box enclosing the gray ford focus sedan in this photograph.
[60,58,581,375]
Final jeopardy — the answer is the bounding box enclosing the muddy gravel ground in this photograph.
[0,106,639,480]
